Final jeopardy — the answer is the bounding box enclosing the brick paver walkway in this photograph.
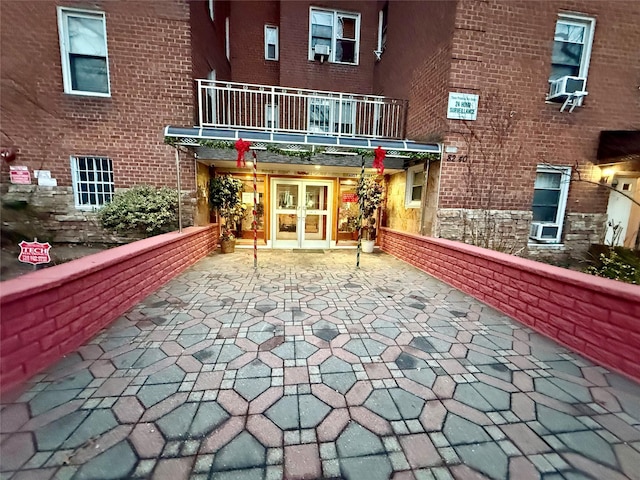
[1,250,639,480]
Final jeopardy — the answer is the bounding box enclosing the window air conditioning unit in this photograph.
[314,44,331,57]
[547,76,586,101]
[529,222,559,242]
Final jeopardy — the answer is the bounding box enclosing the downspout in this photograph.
[174,147,183,233]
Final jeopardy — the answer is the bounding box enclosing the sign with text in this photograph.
[9,166,31,185]
[342,193,358,203]
[447,92,479,121]
[18,240,51,265]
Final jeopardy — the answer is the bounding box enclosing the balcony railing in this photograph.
[197,80,408,139]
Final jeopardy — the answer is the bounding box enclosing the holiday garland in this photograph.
[164,136,439,162]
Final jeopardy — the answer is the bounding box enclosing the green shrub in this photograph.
[585,251,640,284]
[98,185,179,237]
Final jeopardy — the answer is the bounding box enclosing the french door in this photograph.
[271,179,332,249]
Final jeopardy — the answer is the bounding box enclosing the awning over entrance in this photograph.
[596,130,640,165]
[164,126,441,170]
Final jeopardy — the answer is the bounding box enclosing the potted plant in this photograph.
[357,176,384,253]
[347,215,360,240]
[209,174,244,253]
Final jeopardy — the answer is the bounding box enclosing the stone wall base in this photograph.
[1,185,195,244]
[436,208,532,255]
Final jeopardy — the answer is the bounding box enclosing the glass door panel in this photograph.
[271,180,332,249]
[273,181,301,248]
[301,183,330,248]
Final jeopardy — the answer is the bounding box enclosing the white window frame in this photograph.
[308,8,360,65]
[265,103,279,129]
[208,0,215,21]
[207,70,216,124]
[307,98,355,135]
[57,7,111,97]
[265,25,279,61]
[405,165,424,208]
[70,156,115,210]
[225,17,230,61]
[549,13,595,84]
[530,165,571,244]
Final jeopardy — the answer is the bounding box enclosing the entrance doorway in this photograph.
[271,179,332,249]
[605,177,639,248]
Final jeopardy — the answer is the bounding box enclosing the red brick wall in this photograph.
[229,0,280,86]
[380,227,640,381]
[191,0,231,100]
[373,0,457,136]
[195,0,388,97]
[437,0,640,213]
[0,0,196,190]
[0,225,219,393]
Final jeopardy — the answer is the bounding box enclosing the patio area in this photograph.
[1,249,639,480]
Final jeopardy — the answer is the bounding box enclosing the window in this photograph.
[549,13,595,82]
[265,103,279,129]
[225,17,230,60]
[405,165,424,208]
[206,70,216,124]
[71,156,114,209]
[57,8,110,96]
[308,98,355,134]
[376,3,388,57]
[309,8,360,64]
[530,166,571,243]
[208,0,215,21]
[265,25,279,61]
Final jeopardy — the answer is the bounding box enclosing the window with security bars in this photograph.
[71,156,114,209]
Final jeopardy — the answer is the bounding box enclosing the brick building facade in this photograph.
[0,0,227,242]
[375,0,640,259]
[2,0,638,258]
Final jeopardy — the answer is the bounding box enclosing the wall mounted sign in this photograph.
[447,92,479,121]
[9,166,31,184]
[342,193,358,203]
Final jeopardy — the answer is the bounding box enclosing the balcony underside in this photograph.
[164,126,440,171]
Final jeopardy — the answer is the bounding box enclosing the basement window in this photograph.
[529,165,571,244]
[71,156,115,210]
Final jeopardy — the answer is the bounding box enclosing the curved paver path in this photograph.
[1,250,639,479]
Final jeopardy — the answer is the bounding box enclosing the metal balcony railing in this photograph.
[197,80,408,139]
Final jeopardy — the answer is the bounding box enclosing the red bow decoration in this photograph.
[373,146,386,174]
[235,138,251,167]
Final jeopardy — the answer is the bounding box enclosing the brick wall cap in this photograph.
[0,225,217,304]
[381,228,640,301]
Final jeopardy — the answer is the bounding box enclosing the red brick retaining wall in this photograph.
[0,225,219,393]
[380,228,640,381]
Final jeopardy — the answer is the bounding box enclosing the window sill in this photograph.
[64,91,111,98]
[527,242,565,250]
[405,203,421,209]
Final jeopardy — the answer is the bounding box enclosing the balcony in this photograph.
[197,80,408,140]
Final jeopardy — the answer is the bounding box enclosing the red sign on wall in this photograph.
[9,166,31,185]
[342,193,358,203]
[18,240,51,265]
